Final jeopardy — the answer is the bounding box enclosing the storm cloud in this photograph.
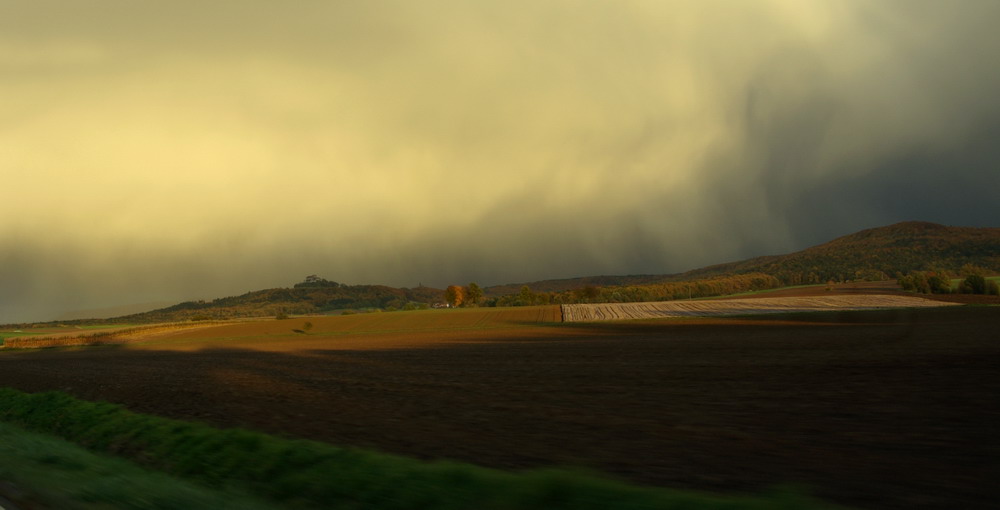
[2,1,999,322]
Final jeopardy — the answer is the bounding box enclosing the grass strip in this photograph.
[0,388,841,510]
[0,421,277,509]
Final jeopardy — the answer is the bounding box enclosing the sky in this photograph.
[2,0,1000,323]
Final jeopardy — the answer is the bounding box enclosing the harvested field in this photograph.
[1,322,230,349]
[1,305,998,509]
[562,294,957,321]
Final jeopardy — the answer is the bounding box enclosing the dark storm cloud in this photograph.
[786,120,1000,243]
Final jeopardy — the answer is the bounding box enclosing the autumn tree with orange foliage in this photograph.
[445,285,465,307]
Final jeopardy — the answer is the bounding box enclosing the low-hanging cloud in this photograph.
[2,0,999,323]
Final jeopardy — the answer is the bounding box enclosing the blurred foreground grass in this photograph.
[0,421,276,509]
[0,388,843,509]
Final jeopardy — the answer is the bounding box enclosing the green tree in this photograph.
[927,273,952,294]
[518,285,534,306]
[960,264,985,277]
[466,283,483,307]
[959,274,987,294]
[898,274,915,291]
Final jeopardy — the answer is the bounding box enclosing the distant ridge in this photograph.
[24,221,999,326]
[48,281,445,325]
[486,222,1000,294]
[680,221,1000,283]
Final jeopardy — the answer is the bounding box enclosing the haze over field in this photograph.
[3,1,1000,323]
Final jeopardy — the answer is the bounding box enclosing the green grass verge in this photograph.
[0,388,841,510]
[0,421,277,509]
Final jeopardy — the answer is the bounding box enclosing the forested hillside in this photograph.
[680,222,1000,284]
[487,222,1000,295]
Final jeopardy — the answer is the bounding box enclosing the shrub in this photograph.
[960,274,987,294]
[927,274,952,294]
[912,272,931,294]
[897,275,915,291]
[988,280,1000,296]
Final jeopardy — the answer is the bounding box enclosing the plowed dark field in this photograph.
[2,305,998,509]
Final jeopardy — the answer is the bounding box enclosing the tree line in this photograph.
[444,273,783,308]
[898,264,1000,295]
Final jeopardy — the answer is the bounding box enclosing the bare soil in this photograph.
[1,305,998,509]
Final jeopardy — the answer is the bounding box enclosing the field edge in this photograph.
[0,387,844,510]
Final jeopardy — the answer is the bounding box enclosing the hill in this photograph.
[680,221,1000,284]
[39,277,444,326]
[484,274,676,297]
[486,222,1000,295]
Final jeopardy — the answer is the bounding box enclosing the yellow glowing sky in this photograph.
[2,1,1000,322]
